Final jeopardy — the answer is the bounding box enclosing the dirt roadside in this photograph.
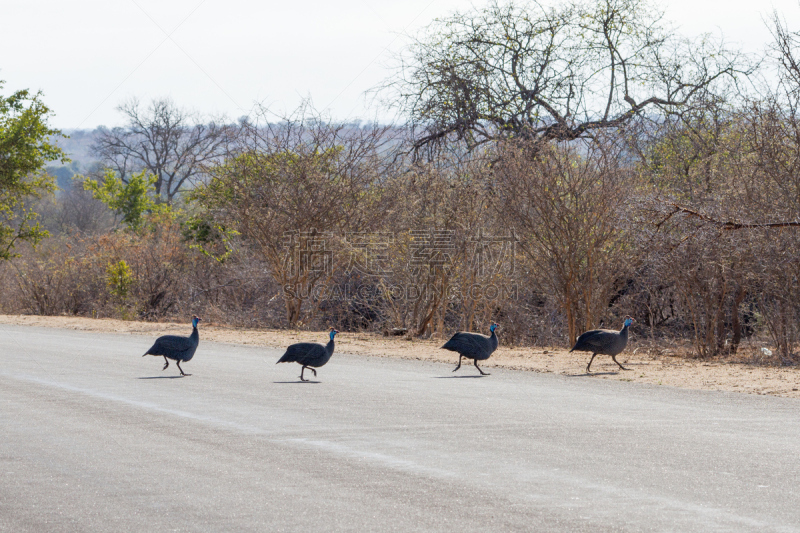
[2,314,798,399]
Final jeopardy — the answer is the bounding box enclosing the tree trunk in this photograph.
[566,298,576,346]
[731,285,745,354]
[287,300,300,326]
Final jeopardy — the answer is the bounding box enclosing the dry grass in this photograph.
[2,314,799,398]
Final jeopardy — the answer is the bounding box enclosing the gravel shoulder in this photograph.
[2,314,798,399]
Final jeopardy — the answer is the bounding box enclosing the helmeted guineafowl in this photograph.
[570,316,634,372]
[441,323,499,375]
[142,315,201,376]
[277,328,339,381]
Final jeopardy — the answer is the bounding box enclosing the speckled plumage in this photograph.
[142,316,200,376]
[441,323,499,375]
[570,316,634,372]
[277,329,338,381]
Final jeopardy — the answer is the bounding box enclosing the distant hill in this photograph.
[47,129,102,190]
[52,129,101,166]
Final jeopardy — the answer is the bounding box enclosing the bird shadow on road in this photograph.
[137,375,187,379]
[567,372,619,377]
[272,381,321,384]
[432,375,488,379]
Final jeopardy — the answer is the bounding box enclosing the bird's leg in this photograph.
[474,359,490,376]
[162,356,169,371]
[611,355,629,371]
[586,353,597,373]
[300,366,309,382]
[452,356,463,372]
[176,361,186,376]
[310,368,317,377]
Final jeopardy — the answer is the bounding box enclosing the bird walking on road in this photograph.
[277,328,339,381]
[570,316,634,373]
[441,323,499,376]
[142,315,201,376]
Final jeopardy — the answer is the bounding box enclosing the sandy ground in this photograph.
[2,314,799,399]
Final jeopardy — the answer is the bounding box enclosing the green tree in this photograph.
[0,81,67,259]
[82,169,168,231]
[106,259,134,300]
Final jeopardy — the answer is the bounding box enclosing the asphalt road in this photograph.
[1,324,799,532]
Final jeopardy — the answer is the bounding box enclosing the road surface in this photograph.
[1,324,799,532]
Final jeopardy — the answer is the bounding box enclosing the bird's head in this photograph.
[623,316,634,328]
[490,323,499,333]
[192,315,201,328]
[329,327,339,340]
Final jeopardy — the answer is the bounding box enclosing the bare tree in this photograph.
[93,98,230,203]
[494,140,634,344]
[374,155,502,338]
[193,105,397,326]
[387,0,747,156]
[769,8,800,96]
[51,185,115,235]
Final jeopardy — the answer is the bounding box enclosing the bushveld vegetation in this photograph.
[3,0,800,363]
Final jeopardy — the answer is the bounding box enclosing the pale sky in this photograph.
[1,0,799,129]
